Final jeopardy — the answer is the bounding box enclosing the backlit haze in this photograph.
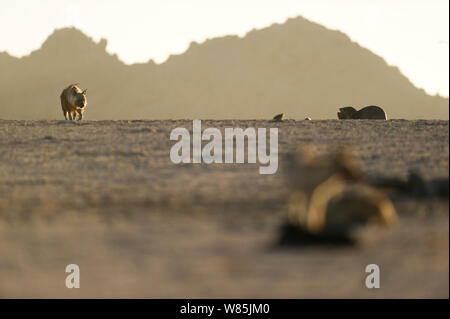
[0,0,448,96]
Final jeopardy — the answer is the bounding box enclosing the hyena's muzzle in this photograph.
[76,93,87,109]
[71,92,87,120]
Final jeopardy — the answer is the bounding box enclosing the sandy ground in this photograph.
[0,119,448,298]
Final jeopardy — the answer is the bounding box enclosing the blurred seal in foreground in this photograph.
[278,145,397,246]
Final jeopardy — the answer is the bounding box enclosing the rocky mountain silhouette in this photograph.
[0,16,448,120]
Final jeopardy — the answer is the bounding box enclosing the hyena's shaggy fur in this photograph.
[60,83,87,120]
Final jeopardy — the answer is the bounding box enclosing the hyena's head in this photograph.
[337,106,357,119]
[70,84,87,108]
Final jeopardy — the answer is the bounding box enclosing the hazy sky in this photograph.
[0,0,448,96]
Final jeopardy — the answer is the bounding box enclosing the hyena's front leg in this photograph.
[68,112,74,121]
[77,109,84,121]
[64,111,69,120]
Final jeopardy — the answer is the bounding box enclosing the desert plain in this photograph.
[0,119,448,298]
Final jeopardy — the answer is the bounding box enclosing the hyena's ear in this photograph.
[82,89,87,95]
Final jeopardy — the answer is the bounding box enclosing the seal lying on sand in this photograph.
[272,113,284,121]
[338,105,387,120]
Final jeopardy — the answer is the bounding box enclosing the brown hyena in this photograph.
[60,83,87,120]
[337,105,387,120]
